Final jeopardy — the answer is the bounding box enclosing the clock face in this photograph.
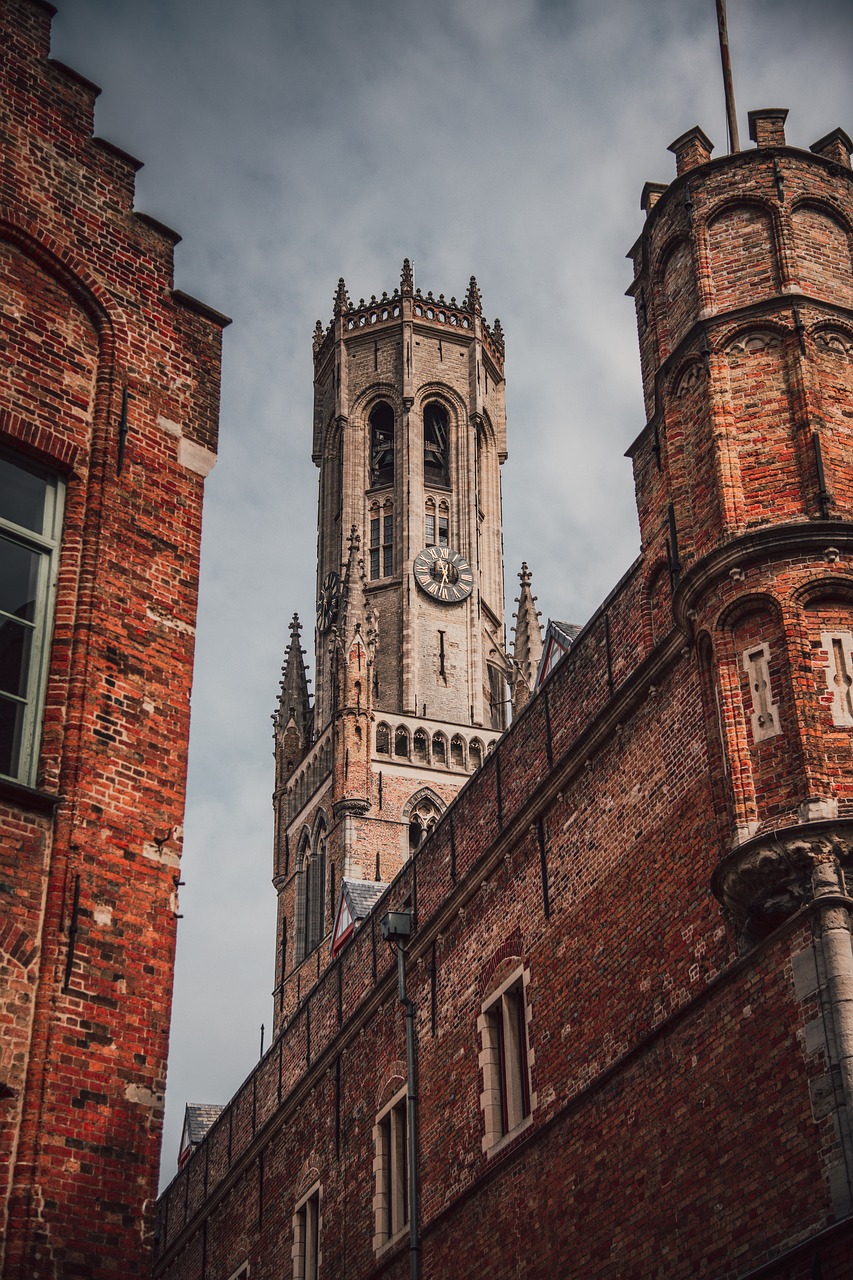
[316,571,340,631]
[413,546,474,604]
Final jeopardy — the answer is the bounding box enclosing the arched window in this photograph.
[376,722,391,755]
[406,793,443,855]
[450,735,465,768]
[370,401,395,487]
[413,728,429,762]
[469,739,483,770]
[394,726,410,758]
[295,827,327,961]
[432,732,447,765]
[423,401,449,487]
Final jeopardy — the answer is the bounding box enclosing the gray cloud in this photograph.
[48,0,853,1185]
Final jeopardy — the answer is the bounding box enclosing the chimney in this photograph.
[667,127,714,176]
[810,128,853,170]
[747,108,788,149]
[640,182,668,216]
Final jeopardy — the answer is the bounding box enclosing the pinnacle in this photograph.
[511,561,544,710]
[465,275,482,315]
[401,258,414,296]
[276,612,312,742]
[333,277,350,316]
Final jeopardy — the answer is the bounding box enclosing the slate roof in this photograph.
[550,620,582,645]
[183,1103,224,1147]
[344,879,388,920]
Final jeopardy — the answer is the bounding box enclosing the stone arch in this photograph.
[375,721,391,755]
[403,786,446,856]
[450,734,466,769]
[469,737,484,770]
[706,199,780,312]
[431,730,448,766]
[394,725,410,759]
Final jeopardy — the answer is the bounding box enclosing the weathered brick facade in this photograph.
[155,103,853,1278]
[0,2,227,1275]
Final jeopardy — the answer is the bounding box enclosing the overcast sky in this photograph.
[47,0,853,1185]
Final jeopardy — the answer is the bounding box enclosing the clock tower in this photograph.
[271,261,509,1024]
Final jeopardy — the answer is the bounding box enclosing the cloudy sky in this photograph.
[48,0,853,1184]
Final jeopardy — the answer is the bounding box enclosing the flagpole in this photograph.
[715,0,740,153]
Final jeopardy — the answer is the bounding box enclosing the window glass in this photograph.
[0,451,62,785]
[0,454,48,534]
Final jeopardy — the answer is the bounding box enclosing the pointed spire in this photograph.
[276,613,312,741]
[400,258,414,297]
[465,275,482,315]
[338,526,370,647]
[492,317,504,349]
[333,277,350,317]
[511,562,544,716]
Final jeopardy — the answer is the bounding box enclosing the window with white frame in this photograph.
[292,1183,321,1280]
[373,1087,408,1251]
[0,450,63,786]
[478,969,533,1153]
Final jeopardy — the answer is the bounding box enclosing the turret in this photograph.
[627,109,853,944]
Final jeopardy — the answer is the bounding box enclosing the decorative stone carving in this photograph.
[712,819,853,930]
[814,328,853,358]
[726,330,781,358]
[675,362,706,396]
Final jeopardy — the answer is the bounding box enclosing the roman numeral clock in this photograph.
[413,545,474,604]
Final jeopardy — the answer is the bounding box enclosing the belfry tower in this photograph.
[272,263,509,1022]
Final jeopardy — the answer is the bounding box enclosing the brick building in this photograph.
[155,102,853,1280]
[0,1,227,1276]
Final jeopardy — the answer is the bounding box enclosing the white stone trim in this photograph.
[820,631,853,726]
[177,436,217,477]
[742,642,781,742]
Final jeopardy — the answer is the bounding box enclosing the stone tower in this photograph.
[0,2,226,1276]
[272,263,509,1023]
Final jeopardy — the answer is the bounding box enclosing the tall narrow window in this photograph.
[488,664,507,731]
[383,510,394,577]
[373,1088,408,1251]
[423,402,449,487]
[479,971,533,1152]
[369,401,395,487]
[293,1184,321,1280]
[0,450,63,785]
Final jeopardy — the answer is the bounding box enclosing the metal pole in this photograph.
[715,0,740,153]
[397,943,421,1280]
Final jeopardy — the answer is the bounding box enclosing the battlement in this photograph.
[312,264,505,372]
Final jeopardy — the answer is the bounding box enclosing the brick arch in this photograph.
[669,357,707,400]
[0,216,126,360]
[376,1063,406,1111]
[790,575,853,610]
[655,235,697,356]
[715,590,784,634]
[791,198,853,308]
[706,199,780,312]
[294,1158,321,1203]
[0,923,39,971]
[478,927,524,999]
[0,407,82,473]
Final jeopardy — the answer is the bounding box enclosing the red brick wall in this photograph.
[0,3,225,1276]
[155,120,853,1280]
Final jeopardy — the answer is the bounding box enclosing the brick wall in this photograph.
[0,2,226,1275]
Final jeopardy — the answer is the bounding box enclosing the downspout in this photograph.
[397,939,421,1280]
[812,860,853,1214]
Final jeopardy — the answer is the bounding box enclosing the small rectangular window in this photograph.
[437,516,449,547]
[0,450,63,785]
[479,971,533,1153]
[292,1185,321,1280]
[425,513,435,545]
[373,1088,408,1251]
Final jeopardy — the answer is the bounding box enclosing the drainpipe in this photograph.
[381,911,420,1280]
[812,860,853,1213]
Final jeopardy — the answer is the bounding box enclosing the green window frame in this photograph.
[0,449,64,787]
